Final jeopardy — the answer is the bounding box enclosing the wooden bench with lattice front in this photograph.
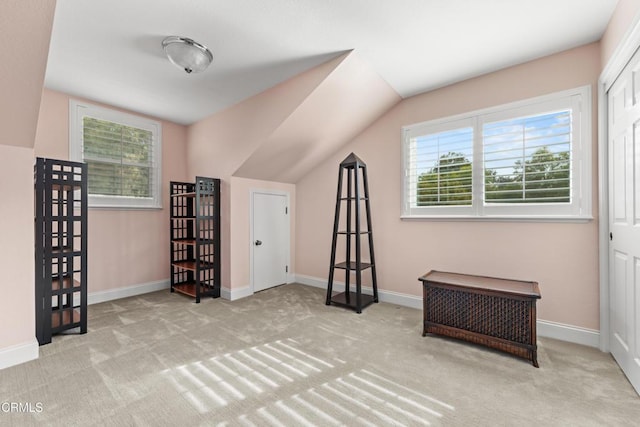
[419,270,541,367]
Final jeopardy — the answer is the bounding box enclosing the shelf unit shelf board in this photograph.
[51,308,82,329]
[51,276,81,291]
[172,282,218,299]
[328,291,376,311]
[333,261,372,271]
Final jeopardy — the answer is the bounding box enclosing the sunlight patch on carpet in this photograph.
[160,337,454,424]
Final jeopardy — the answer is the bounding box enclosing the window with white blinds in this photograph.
[70,100,162,209]
[407,123,474,213]
[402,86,591,220]
[483,110,571,204]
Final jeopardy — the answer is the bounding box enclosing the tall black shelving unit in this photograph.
[326,153,378,313]
[34,158,88,345]
[170,177,221,303]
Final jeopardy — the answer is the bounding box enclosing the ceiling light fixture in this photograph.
[162,36,213,74]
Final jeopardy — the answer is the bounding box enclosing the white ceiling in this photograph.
[45,0,618,125]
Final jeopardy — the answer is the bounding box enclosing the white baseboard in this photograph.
[221,285,253,301]
[222,279,306,301]
[88,279,170,305]
[295,274,423,309]
[87,279,255,304]
[295,274,341,292]
[537,319,600,348]
[0,339,38,370]
[295,274,601,348]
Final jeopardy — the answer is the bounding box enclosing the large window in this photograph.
[70,100,162,209]
[402,86,591,220]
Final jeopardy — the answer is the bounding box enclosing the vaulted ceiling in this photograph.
[45,0,618,125]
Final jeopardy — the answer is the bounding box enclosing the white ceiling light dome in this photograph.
[162,36,213,74]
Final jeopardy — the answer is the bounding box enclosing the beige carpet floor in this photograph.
[1,283,639,426]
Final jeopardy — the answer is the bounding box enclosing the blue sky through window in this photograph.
[413,110,571,177]
[483,110,571,180]
[413,127,473,175]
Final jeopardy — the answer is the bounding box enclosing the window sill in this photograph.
[87,195,162,210]
[88,204,162,210]
[400,214,593,223]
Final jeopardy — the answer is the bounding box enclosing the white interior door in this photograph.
[608,46,640,394]
[252,191,289,293]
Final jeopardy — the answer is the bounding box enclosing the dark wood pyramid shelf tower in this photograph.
[326,153,378,313]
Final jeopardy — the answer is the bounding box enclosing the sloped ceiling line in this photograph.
[0,0,57,148]
[232,50,401,183]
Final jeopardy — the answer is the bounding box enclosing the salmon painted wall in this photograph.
[0,0,55,149]
[601,0,640,65]
[296,43,602,330]
[0,145,36,351]
[34,89,189,294]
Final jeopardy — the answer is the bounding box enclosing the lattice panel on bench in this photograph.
[425,286,532,344]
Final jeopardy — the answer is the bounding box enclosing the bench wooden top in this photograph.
[419,270,541,298]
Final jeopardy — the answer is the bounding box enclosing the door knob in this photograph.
[255,240,262,246]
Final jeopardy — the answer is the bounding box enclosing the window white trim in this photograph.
[401,85,592,221]
[69,100,162,209]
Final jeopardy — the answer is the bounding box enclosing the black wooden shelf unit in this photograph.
[170,177,221,303]
[34,158,88,345]
[326,153,378,313]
